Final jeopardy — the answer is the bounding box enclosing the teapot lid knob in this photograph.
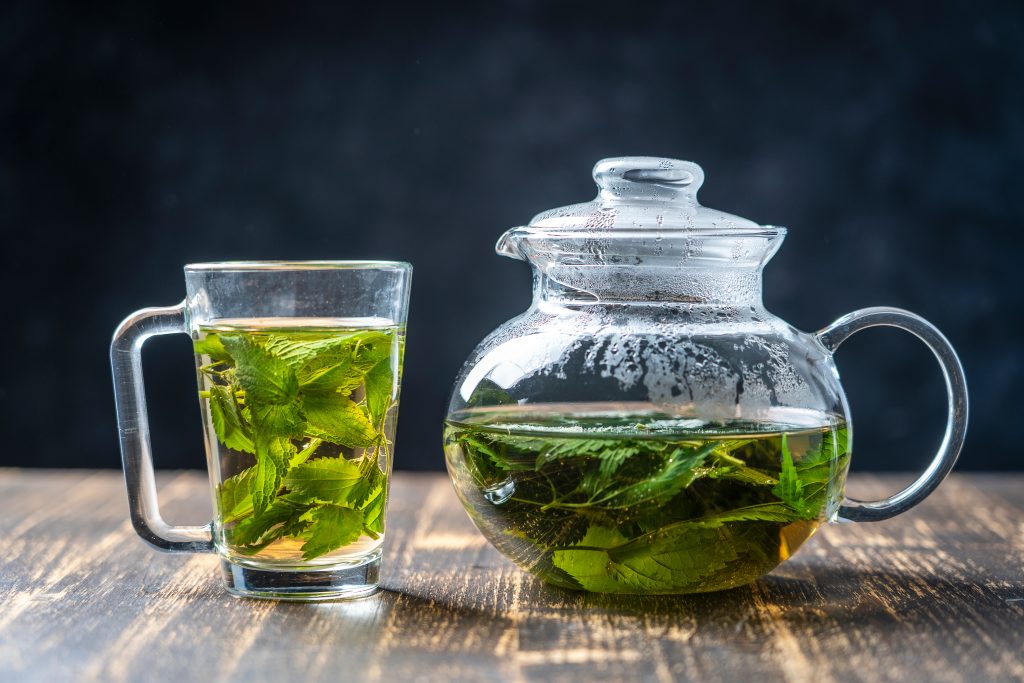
[592,157,705,202]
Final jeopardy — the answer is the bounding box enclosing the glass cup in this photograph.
[111,261,412,600]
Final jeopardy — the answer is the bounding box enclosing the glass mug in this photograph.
[111,261,412,600]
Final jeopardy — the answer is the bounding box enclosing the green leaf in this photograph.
[633,504,803,538]
[263,334,353,367]
[299,357,365,395]
[251,402,305,439]
[363,357,394,427]
[792,427,850,514]
[550,526,631,593]
[289,438,322,468]
[194,333,232,363]
[822,428,849,459]
[460,435,515,473]
[552,520,740,593]
[207,385,255,453]
[251,435,294,514]
[221,335,299,405]
[534,439,609,468]
[361,482,386,536]
[284,457,367,506]
[302,394,377,447]
[772,434,813,517]
[591,442,717,509]
[580,445,643,495]
[230,494,311,551]
[357,459,386,515]
[707,463,778,487]
[609,526,738,592]
[263,330,392,388]
[217,467,255,524]
[219,334,306,440]
[300,505,364,560]
[349,330,394,363]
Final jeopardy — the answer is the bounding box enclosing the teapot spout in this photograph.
[495,227,528,260]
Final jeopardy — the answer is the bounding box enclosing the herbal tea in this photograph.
[194,317,403,566]
[444,405,850,594]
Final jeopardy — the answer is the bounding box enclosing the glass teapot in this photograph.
[443,156,968,594]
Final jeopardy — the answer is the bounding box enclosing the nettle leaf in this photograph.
[220,334,306,439]
[822,428,849,460]
[263,334,354,367]
[251,436,295,514]
[551,526,632,593]
[793,427,850,514]
[221,335,299,406]
[217,467,255,524]
[609,526,738,592]
[302,394,377,448]
[361,482,387,536]
[592,442,717,509]
[266,330,391,380]
[208,385,255,453]
[363,357,394,427]
[230,494,311,552]
[250,401,305,439]
[772,434,813,517]
[277,337,368,395]
[300,505,364,560]
[506,504,593,550]
[478,432,555,457]
[707,463,778,487]
[350,330,393,362]
[535,439,609,467]
[580,445,643,495]
[284,457,367,506]
[697,503,802,525]
[352,462,385,536]
[300,357,365,395]
[289,438,322,468]
[194,333,232,363]
[597,445,641,479]
[553,520,741,593]
[458,435,534,475]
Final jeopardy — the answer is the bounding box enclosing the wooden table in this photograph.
[0,470,1021,683]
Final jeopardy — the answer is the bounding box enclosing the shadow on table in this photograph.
[343,565,1016,633]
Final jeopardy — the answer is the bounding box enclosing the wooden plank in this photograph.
[0,470,1020,683]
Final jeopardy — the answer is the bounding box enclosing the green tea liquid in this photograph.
[194,317,403,567]
[444,404,849,594]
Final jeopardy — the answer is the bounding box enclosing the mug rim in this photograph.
[184,260,412,272]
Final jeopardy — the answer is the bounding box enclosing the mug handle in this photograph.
[815,307,969,522]
[110,302,214,552]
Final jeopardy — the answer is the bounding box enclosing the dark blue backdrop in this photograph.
[3,1,1021,471]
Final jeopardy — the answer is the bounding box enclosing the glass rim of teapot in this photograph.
[504,225,787,239]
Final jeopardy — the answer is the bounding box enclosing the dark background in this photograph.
[3,1,1020,473]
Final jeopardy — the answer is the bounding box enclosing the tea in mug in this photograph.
[445,405,850,594]
[194,318,403,566]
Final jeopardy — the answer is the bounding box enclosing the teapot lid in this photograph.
[524,156,765,233]
[497,157,785,301]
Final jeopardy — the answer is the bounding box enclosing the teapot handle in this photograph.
[815,307,968,522]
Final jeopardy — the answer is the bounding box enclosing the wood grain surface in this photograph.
[0,470,1020,683]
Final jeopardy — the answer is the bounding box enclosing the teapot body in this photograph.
[443,156,966,594]
[444,300,852,594]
